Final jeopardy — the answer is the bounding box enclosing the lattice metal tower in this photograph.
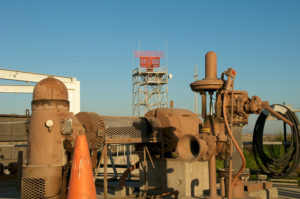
[132,51,169,116]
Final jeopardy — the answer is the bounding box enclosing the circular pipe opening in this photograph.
[190,139,200,157]
[176,134,200,162]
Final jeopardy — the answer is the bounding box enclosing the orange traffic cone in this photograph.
[67,134,97,199]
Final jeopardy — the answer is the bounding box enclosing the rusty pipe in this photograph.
[205,51,218,80]
[220,176,225,197]
[176,134,201,161]
[223,93,246,199]
[208,155,218,197]
[119,161,139,188]
[104,145,108,199]
[176,134,208,162]
[161,190,179,199]
[201,92,207,119]
[264,105,294,126]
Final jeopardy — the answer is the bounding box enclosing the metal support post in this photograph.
[104,144,108,199]
[144,146,148,188]
[220,176,225,197]
[126,144,131,180]
[201,93,207,119]
[161,139,165,192]
[208,155,218,198]
[17,151,23,191]
[108,146,118,179]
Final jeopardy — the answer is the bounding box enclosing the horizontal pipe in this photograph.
[243,141,290,146]
[265,106,294,126]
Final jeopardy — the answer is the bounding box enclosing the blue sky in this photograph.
[1,1,300,131]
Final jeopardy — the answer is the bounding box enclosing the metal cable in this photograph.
[252,104,300,178]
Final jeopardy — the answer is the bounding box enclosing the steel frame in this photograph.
[132,67,168,117]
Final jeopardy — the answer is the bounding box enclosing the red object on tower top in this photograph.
[134,51,164,71]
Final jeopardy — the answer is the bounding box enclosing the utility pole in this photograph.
[194,64,198,113]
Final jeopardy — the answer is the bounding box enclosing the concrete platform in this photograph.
[0,174,299,199]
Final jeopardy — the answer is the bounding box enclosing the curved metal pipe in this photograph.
[176,134,208,162]
[176,134,201,161]
[223,93,246,198]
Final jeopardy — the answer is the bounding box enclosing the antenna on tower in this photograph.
[132,45,134,69]
[138,40,141,57]
[165,40,168,68]
[194,64,198,113]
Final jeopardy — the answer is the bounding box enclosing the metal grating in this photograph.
[21,177,46,199]
[76,113,162,145]
[103,116,149,139]
[76,112,106,150]
[102,116,161,144]
[85,112,106,149]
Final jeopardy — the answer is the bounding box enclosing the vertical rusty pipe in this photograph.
[104,145,108,199]
[228,140,233,199]
[126,144,131,180]
[201,93,207,119]
[220,176,225,197]
[208,155,217,197]
[205,51,217,80]
[161,139,166,192]
[209,92,213,115]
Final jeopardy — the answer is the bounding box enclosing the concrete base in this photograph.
[146,159,209,198]
[245,187,278,199]
[95,155,209,198]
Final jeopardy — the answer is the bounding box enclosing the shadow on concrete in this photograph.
[0,174,20,198]
[277,187,300,199]
[191,178,199,197]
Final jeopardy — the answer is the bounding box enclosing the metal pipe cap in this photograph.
[33,77,68,101]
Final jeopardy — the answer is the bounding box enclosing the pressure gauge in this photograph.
[45,120,54,128]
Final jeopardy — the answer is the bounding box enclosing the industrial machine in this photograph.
[20,51,298,199]
[188,51,297,198]
[21,78,84,199]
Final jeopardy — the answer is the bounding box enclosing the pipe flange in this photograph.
[216,142,230,160]
[190,79,224,92]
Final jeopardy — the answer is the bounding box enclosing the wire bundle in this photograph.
[253,104,300,178]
